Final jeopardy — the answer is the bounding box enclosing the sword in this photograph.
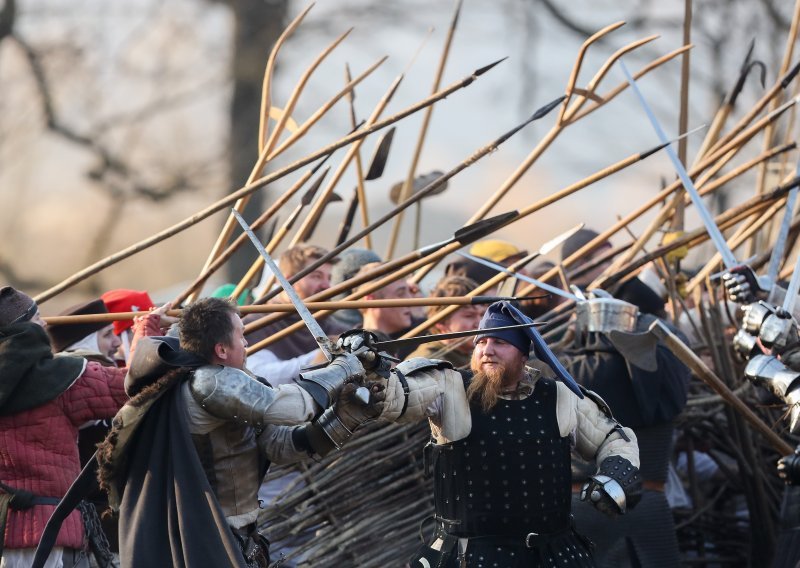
[234,210,374,404]
[782,255,800,316]
[766,181,799,288]
[619,59,739,270]
[456,251,582,302]
[233,210,337,361]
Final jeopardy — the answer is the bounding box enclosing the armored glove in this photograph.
[759,311,800,354]
[722,265,768,304]
[304,380,386,457]
[778,447,800,485]
[336,329,394,379]
[580,456,642,517]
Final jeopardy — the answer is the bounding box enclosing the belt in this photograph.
[454,526,572,550]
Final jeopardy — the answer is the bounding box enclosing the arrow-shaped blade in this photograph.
[373,321,543,352]
[233,210,336,361]
[620,59,739,270]
[365,127,395,180]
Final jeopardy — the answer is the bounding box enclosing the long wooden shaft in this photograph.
[650,320,793,455]
[384,0,462,259]
[343,64,372,250]
[43,296,491,325]
[195,28,351,301]
[171,168,315,305]
[35,62,493,304]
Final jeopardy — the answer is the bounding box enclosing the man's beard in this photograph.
[467,357,525,413]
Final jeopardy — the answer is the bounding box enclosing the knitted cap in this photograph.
[474,302,531,355]
[101,289,155,335]
[560,228,608,262]
[46,298,110,353]
[330,249,382,286]
[0,287,37,327]
[469,240,526,264]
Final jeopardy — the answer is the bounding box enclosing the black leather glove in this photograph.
[580,456,642,517]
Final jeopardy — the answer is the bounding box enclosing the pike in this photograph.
[256,93,565,305]
[246,212,520,348]
[343,63,372,249]
[619,59,739,270]
[372,322,543,353]
[194,26,357,304]
[36,58,502,304]
[384,0,463,259]
[335,127,395,247]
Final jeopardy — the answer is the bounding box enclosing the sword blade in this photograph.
[767,182,798,287]
[233,210,336,361]
[782,255,800,315]
[457,252,581,302]
[620,59,739,270]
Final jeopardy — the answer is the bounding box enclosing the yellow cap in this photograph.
[469,240,525,263]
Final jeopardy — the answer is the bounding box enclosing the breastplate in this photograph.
[191,422,264,520]
[432,378,572,537]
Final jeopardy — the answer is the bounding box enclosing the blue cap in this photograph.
[476,301,584,399]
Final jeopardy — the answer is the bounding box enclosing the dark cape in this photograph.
[97,367,247,568]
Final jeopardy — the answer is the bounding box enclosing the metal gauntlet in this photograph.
[303,407,353,457]
[580,456,641,516]
[296,352,367,409]
[744,354,800,432]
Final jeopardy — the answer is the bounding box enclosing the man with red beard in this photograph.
[371,301,641,567]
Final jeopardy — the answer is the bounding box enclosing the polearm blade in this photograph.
[767,178,799,286]
[233,210,336,362]
[373,322,543,352]
[457,252,581,302]
[619,59,739,270]
[782,255,800,315]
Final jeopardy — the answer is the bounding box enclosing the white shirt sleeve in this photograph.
[246,348,318,386]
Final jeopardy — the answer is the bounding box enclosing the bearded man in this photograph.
[367,301,641,567]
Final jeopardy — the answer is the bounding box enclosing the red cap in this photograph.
[101,289,155,335]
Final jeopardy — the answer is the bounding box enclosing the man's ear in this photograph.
[213,342,228,362]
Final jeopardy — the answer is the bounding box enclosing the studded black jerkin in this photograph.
[432,377,572,537]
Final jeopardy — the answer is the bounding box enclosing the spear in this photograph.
[254,92,560,307]
[35,58,502,304]
[397,223,585,339]
[649,320,793,455]
[230,167,330,301]
[384,0,463,259]
[693,40,766,164]
[171,156,333,306]
[245,211,518,335]
[192,27,355,303]
[335,128,395,246]
[289,71,406,245]
[343,63,372,249]
[244,211,519,344]
[43,295,545,326]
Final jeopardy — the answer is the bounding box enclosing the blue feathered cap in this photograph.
[475,301,584,398]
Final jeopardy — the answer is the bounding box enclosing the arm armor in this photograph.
[295,352,366,410]
[189,365,277,428]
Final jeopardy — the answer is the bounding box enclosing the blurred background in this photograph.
[0,0,796,310]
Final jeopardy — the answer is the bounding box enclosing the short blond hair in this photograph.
[427,275,478,318]
[278,244,336,277]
